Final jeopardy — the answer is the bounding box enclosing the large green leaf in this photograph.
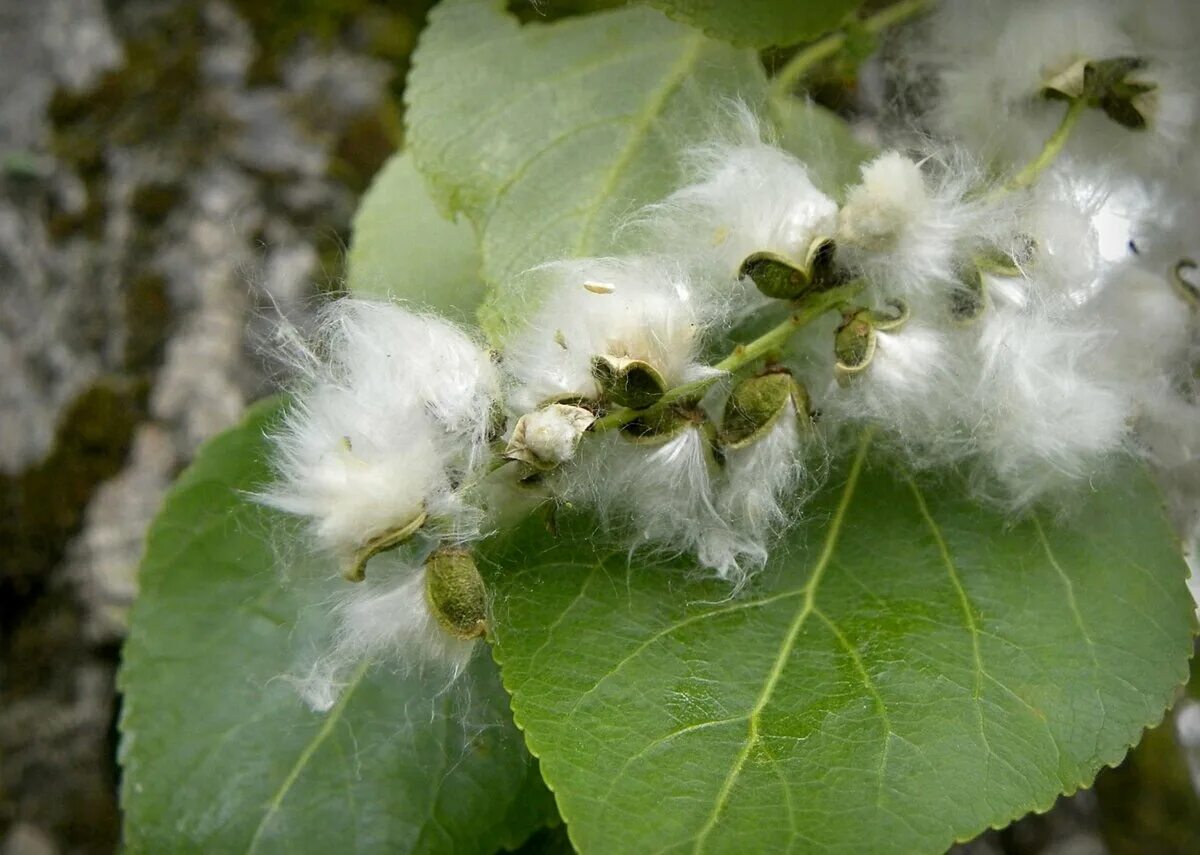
[482,438,1195,853]
[118,399,555,853]
[641,0,863,48]
[404,0,767,325]
[348,150,486,320]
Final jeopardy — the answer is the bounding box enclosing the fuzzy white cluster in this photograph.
[293,558,477,713]
[502,253,793,583]
[261,0,1200,695]
[885,0,1200,519]
[636,118,838,295]
[913,0,1200,176]
[503,257,724,413]
[260,300,498,708]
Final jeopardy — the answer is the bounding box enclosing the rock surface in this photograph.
[0,0,417,849]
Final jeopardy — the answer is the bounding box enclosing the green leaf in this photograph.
[348,150,486,321]
[771,95,875,201]
[483,439,1195,853]
[118,399,555,853]
[641,0,863,48]
[405,0,767,331]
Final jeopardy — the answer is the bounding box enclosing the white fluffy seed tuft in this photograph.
[293,561,477,712]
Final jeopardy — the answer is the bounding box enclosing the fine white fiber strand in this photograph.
[1084,264,1195,419]
[703,401,816,585]
[257,298,497,560]
[822,321,973,467]
[971,307,1132,509]
[560,427,755,581]
[1015,176,1108,310]
[635,106,838,293]
[293,562,477,712]
[314,299,500,462]
[836,149,1013,307]
[256,387,474,558]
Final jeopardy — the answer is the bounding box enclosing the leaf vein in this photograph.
[244,660,370,854]
[689,434,871,853]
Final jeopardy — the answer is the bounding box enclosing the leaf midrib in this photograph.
[479,29,707,282]
[244,661,370,854]
[688,434,872,855]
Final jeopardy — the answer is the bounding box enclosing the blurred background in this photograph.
[0,2,1197,853]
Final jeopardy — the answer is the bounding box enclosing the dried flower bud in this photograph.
[424,548,487,641]
[505,403,596,470]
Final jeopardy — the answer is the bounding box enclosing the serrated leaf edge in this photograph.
[485,442,1197,854]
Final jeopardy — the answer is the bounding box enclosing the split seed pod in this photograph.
[950,265,987,324]
[834,301,908,384]
[343,509,428,583]
[720,371,813,450]
[1173,259,1199,310]
[620,405,704,446]
[591,355,668,409]
[739,236,839,300]
[1043,56,1156,130]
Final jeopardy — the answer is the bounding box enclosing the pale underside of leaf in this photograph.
[483,437,1195,853]
[404,0,768,335]
[347,150,486,320]
[643,0,865,49]
[771,95,876,202]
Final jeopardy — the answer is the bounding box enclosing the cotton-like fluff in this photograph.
[914,0,1199,176]
[317,299,501,463]
[836,151,1004,307]
[970,307,1131,508]
[503,257,722,413]
[260,388,469,560]
[1017,177,1106,307]
[823,322,970,465]
[1085,264,1194,409]
[637,121,837,295]
[703,398,814,585]
[561,427,752,579]
[294,561,477,712]
[259,299,499,562]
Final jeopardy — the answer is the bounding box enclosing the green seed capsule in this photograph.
[590,355,668,409]
[738,237,841,301]
[721,371,811,450]
[739,251,810,300]
[834,310,878,384]
[620,405,698,446]
[424,548,488,641]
